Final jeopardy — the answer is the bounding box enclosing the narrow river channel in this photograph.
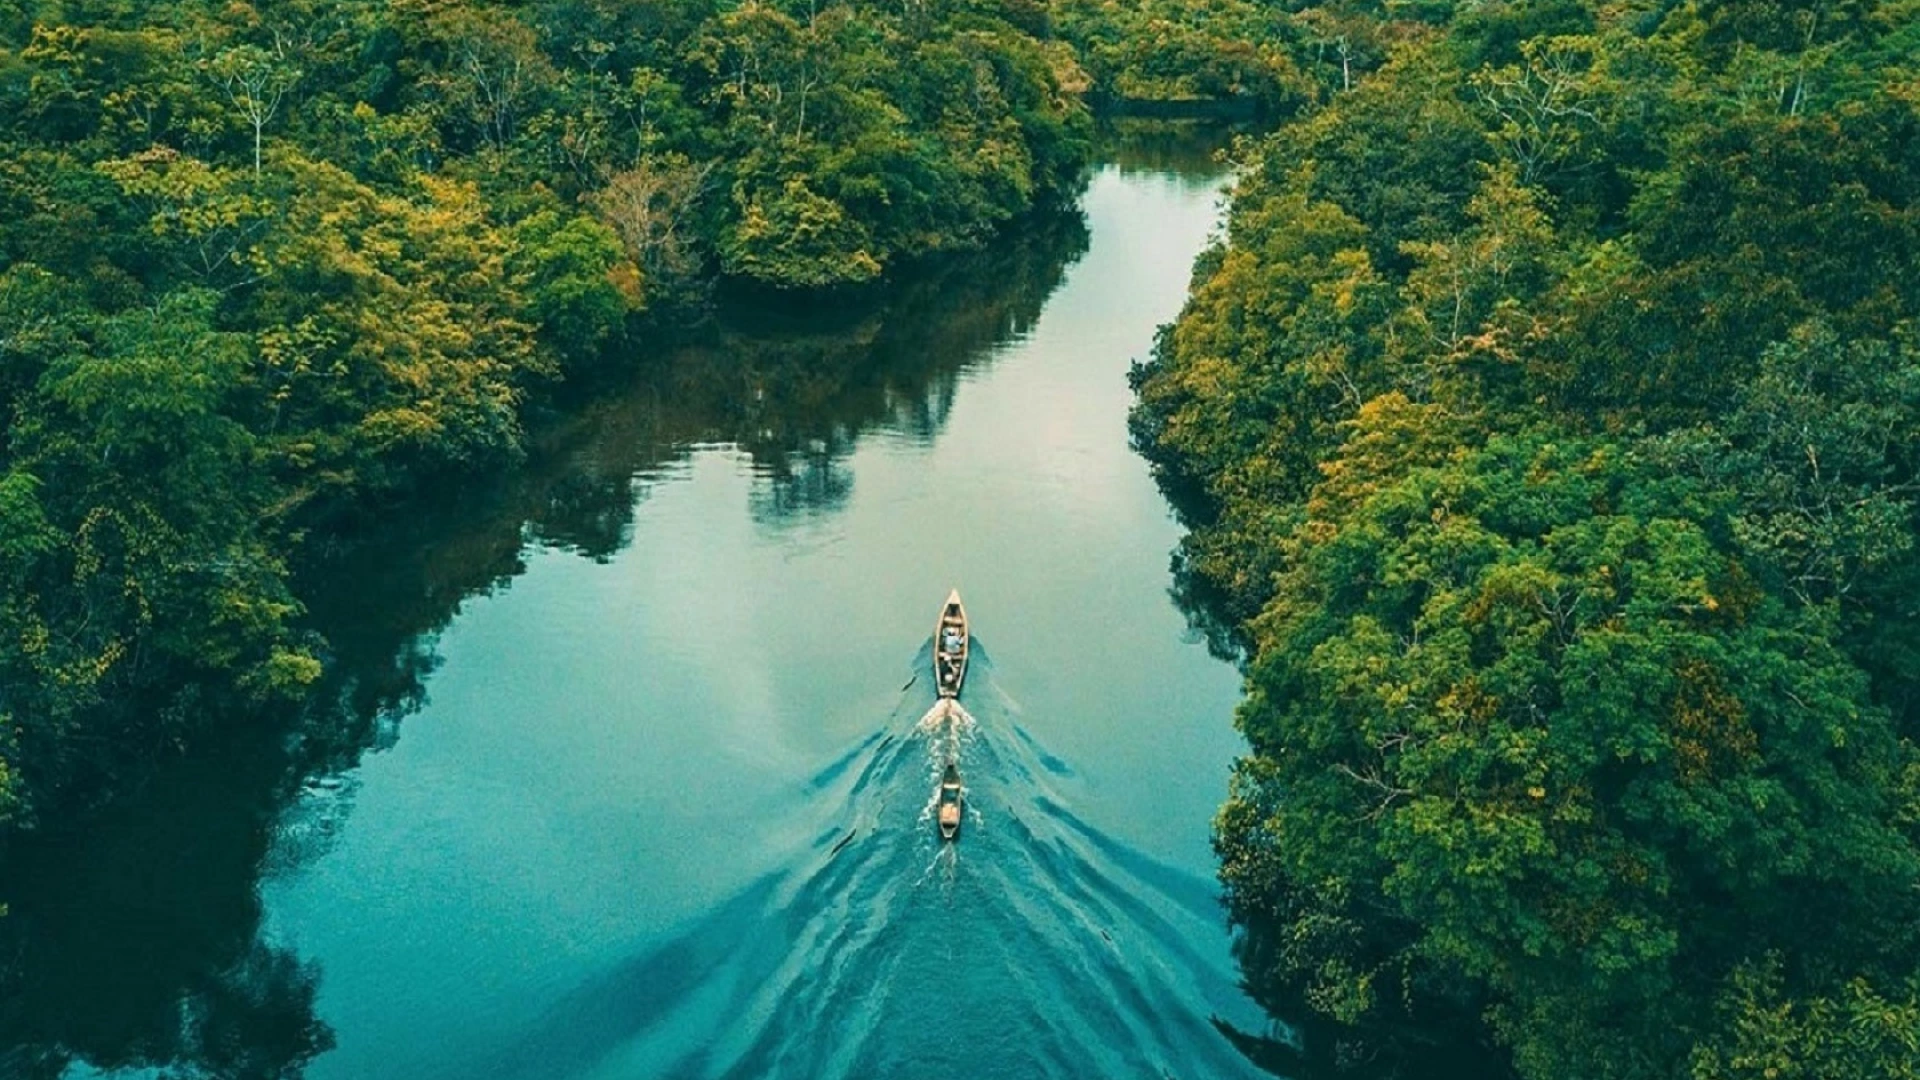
[6,134,1279,1080]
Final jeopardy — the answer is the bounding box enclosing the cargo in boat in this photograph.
[934,590,968,699]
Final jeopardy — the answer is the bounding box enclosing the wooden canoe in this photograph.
[938,761,963,840]
[933,589,969,699]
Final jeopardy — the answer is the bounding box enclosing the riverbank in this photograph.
[1129,2,1920,1076]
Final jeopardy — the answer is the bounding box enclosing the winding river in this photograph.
[4,132,1282,1080]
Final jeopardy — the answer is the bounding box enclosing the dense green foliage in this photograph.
[0,0,1092,825]
[1050,0,1305,112]
[1131,0,1920,1075]
[1050,0,1425,113]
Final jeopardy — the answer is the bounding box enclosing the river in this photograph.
[2,132,1283,1080]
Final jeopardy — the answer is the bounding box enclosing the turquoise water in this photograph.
[7,145,1279,1080]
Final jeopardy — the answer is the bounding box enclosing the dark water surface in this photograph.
[5,138,1282,1080]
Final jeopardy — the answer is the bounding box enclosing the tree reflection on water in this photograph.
[0,729,335,1080]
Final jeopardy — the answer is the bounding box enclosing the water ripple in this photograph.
[472,650,1274,1080]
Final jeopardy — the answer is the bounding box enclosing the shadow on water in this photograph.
[0,728,336,1080]
[0,207,1089,1080]
[1098,116,1255,179]
[470,648,1275,1080]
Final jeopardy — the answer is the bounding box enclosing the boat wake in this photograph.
[475,645,1276,1080]
[913,696,977,740]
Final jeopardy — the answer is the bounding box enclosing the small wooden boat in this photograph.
[937,762,963,841]
[933,589,969,699]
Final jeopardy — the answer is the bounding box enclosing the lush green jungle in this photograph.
[5,0,1919,1076]
[1129,0,1920,1077]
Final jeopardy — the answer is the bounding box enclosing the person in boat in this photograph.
[942,625,963,654]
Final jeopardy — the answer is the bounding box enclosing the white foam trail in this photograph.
[913,700,978,768]
[914,698,978,732]
[924,704,980,778]
[914,700,948,733]
[914,845,955,889]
